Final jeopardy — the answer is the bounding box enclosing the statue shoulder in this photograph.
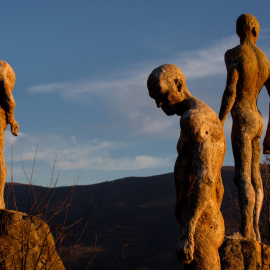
[180,104,221,143]
[180,107,207,133]
[0,60,15,83]
[224,46,243,71]
[225,46,241,58]
[0,60,12,70]
[255,46,270,67]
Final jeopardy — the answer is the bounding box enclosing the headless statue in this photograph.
[219,14,270,242]
[147,64,226,270]
[0,60,19,209]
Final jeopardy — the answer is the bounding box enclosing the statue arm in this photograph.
[176,125,215,263]
[219,58,239,126]
[184,138,214,238]
[2,87,18,136]
[265,74,270,97]
[263,71,270,154]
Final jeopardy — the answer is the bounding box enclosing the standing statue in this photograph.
[263,103,270,154]
[0,60,19,209]
[147,64,226,270]
[219,14,270,241]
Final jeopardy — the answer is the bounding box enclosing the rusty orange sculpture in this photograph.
[219,14,270,241]
[0,60,19,209]
[148,64,226,270]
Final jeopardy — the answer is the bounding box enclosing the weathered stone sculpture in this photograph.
[219,14,270,241]
[0,61,19,209]
[263,103,270,154]
[147,64,226,270]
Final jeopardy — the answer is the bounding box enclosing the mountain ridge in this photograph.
[4,166,237,269]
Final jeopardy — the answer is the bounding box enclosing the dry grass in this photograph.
[3,145,98,269]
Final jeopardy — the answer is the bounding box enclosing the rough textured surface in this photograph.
[219,236,270,270]
[219,14,270,242]
[0,210,65,269]
[147,64,226,270]
[0,60,19,209]
[264,103,270,154]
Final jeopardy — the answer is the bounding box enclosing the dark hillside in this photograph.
[4,167,237,270]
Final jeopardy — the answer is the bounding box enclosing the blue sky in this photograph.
[1,1,270,186]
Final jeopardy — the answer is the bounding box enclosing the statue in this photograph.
[263,103,270,154]
[0,60,19,209]
[147,64,226,270]
[219,14,270,241]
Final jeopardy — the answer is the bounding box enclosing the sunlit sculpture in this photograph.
[147,64,226,270]
[0,60,19,209]
[264,103,270,154]
[219,14,270,241]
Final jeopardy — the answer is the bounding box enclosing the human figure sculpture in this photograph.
[0,60,19,209]
[263,103,270,154]
[147,64,226,270]
[219,14,270,242]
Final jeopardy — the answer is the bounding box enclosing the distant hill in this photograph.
[4,166,238,270]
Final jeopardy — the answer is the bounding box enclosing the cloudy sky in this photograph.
[1,1,270,186]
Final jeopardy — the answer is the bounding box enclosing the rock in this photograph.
[0,209,65,270]
[219,235,270,270]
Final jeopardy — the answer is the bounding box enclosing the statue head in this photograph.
[147,64,187,116]
[236,14,260,43]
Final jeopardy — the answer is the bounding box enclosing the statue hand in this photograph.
[175,234,195,264]
[10,120,19,136]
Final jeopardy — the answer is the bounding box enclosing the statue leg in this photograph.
[251,137,263,242]
[0,125,6,209]
[232,132,256,240]
[263,103,270,154]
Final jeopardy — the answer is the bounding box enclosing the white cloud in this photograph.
[57,155,170,171]
[260,28,270,40]
[223,116,232,137]
[28,35,237,96]
[136,114,179,137]
[26,35,238,138]
[28,82,68,94]
[11,32,269,182]
[263,116,269,130]
[4,132,19,148]
[5,133,171,172]
[175,36,238,78]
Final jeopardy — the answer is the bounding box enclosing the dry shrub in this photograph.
[3,146,98,269]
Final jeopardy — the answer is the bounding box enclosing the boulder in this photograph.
[0,209,65,269]
[219,235,270,270]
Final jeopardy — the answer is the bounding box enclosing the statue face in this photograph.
[149,80,180,116]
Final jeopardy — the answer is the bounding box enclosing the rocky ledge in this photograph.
[219,235,270,270]
[0,209,65,270]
